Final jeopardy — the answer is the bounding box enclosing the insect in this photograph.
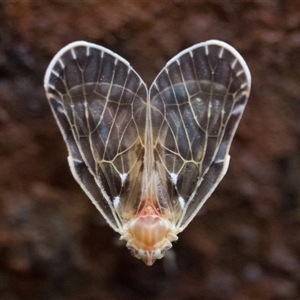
[44,40,251,265]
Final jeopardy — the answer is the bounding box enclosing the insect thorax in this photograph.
[120,203,178,266]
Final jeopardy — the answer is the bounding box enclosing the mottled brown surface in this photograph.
[0,1,300,299]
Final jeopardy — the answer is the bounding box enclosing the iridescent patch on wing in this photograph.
[44,40,251,265]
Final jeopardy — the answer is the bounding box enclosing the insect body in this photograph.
[44,40,251,265]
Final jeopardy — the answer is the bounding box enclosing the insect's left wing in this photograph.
[150,40,251,231]
[44,41,148,232]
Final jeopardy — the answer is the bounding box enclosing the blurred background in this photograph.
[0,1,300,299]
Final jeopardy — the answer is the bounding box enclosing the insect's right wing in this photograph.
[150,40,251,231]
[44,41,148,232]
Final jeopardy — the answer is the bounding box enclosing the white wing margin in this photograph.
[149,40,251,231]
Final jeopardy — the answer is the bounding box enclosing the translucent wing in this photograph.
[44,40,251,265]
[44,41,148,232]
[149,40,251,231]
